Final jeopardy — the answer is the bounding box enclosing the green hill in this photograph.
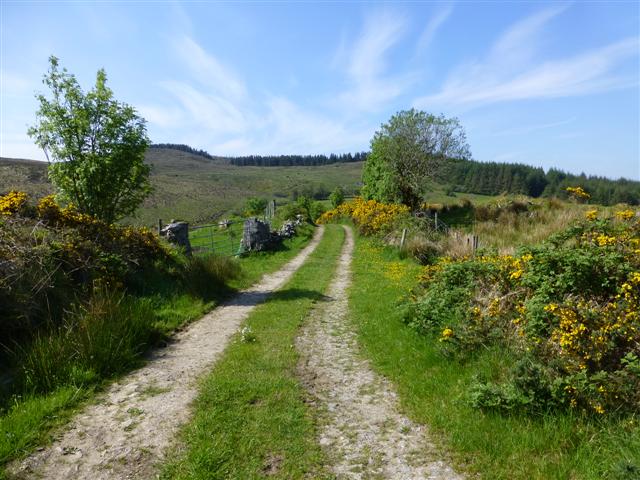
[0,148,364,226]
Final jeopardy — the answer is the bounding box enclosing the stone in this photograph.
[160,221,192,256]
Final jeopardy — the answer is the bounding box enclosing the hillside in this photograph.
[0,148,364,226]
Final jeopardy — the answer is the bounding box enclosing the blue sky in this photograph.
[1,1,639,179]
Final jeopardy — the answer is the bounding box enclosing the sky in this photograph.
[1,1,639,180]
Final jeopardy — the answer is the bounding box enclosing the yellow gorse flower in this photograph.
[0,190,28,215]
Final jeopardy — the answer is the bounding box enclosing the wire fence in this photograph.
[189,220,245,256]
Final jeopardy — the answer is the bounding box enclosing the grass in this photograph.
[161,224,345,479]
[349,234,640,479]
[0,149,364,227]
[0,225,315,475]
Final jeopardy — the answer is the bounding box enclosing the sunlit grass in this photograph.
[162,225,344,479]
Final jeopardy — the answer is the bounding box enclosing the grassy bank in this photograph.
[162,224,345,479]
[0,225,314,476]
[349,234,640,479]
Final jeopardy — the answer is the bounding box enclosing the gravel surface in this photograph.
[297,225,463,480]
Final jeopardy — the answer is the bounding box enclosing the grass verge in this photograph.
[349,234,640,480]
[0,225,315,476]
[161,224,345,479]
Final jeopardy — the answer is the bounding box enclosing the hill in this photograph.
[0,149,364,226]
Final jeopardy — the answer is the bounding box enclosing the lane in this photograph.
[297,225,463,479]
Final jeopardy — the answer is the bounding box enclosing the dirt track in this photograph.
[297,226,463,479]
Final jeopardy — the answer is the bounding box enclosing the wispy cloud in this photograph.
[337,10,415,111]
[172,35,247,100]
[143,36,372,156]
[414,6,639,109]
[415,4,453,56]
[492,116,576,136]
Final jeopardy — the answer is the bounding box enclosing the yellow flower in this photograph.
[440,327,454,341]
[615,209,635,221]
[0,190,28,215]
[585,209,598,221]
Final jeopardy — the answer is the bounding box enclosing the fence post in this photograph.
[157,218,162,235]
[434,211,439,231]
[400,228,407,249]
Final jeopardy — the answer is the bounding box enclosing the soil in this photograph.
[296,226,463,480]
[8,226,325,480]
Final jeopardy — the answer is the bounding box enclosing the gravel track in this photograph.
[297,225,463,480]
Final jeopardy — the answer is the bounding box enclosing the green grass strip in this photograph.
[349,234,640,480]
[162,224,345,479]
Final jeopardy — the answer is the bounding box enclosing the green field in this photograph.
[0,149,364,227]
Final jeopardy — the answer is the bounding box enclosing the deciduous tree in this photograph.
[28,56,151,223]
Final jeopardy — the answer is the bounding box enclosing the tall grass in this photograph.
[14,291,158,394]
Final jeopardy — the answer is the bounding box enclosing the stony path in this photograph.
[9,226,325,480]
[297,226,463,480]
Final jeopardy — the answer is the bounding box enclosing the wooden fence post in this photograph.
[400,228,407,249]
[157,218,162,235]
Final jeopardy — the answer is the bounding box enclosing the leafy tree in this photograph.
[28,56,151,224]
[245,197,268,216]
[362,109,471,209]
[329,186,345,208]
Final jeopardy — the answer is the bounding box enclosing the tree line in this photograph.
[150,143,215,160]
[227,152,368,167]
[150,141,639,206]
[443,159,640,205]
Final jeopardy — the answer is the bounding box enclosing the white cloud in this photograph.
[172,35,247,100]
[336,10,415,111]
[492,117,576,136]
[137,104,183,129]
[159,80,248,135]
[147,35,375,156]
[414,6,639,109]
[415,4,453,56]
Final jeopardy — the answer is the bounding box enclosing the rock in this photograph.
[241,218,280,252]
[160,221,191,256]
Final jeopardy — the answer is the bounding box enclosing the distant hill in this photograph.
[2,146,638,226]
[0,148,364,226]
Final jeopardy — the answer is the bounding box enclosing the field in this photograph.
[0,149,364,227]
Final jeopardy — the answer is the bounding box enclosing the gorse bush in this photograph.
[0,191,242,405]
[405,211,640,415]
[317,197,410,235]
[0,192,173,343]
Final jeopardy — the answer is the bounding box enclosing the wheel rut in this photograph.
[9,226,325,480]
[297,225,463,480]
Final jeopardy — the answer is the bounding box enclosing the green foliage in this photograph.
[363,109,471,209]
[28,56,151,223]
[329,186,345,208]
[277,196,325,224]
[244,197,268,216]
[406,214,640,415]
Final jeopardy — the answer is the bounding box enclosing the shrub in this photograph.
[245,197,268,216]
[317,197,410,235]
[406,212,640,415]
[329,187,345,208]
